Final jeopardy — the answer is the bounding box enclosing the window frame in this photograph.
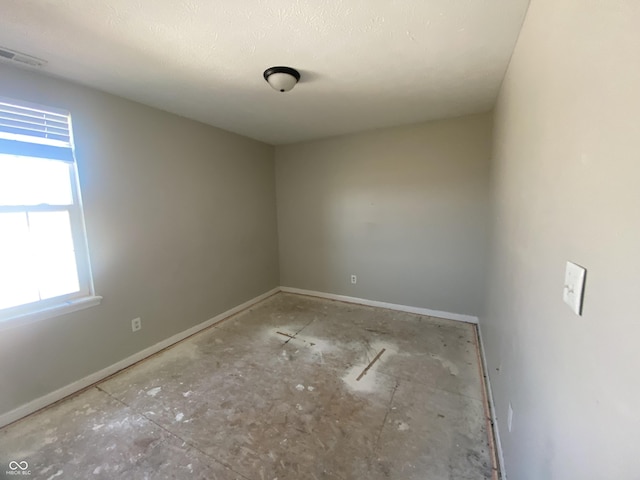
[0,98,100,326]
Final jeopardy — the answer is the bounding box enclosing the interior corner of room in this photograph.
[0,0,639,478]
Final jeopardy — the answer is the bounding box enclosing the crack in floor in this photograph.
[278,314,319,345]
[374,380,400,451]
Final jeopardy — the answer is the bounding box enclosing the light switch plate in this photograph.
[563,261,586,315]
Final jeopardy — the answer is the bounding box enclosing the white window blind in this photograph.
[0,98,74,162]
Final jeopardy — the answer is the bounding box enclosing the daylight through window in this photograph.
[0,96,94,320]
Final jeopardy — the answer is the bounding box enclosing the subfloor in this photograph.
[0,293,496,479]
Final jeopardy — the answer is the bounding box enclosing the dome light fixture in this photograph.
[263,66,300,93]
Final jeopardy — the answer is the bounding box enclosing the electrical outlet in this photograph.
[350,274,357,284]
[131,317,142,332]
[507,403,514,432]
[563,261,586,315]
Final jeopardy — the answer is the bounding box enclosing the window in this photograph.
[0,96,99,323]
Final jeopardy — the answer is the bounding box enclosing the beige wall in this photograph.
[0,65,279,417]
[483,0,640,478]
[276,113,492,317]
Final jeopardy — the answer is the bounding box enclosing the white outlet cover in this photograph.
[507,403,514,432]
[132,317,142,332]
[563,261,586,316]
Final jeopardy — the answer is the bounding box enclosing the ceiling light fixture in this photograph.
[263,66,300,93]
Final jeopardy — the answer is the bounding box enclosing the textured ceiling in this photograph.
[0,0,529,145]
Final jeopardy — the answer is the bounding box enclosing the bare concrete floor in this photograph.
[0,293,495,479]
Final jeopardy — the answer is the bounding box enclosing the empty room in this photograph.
[0,0,638,479]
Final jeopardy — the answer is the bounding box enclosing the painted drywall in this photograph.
[482,0,640,478]
[0,64,279,417]
[276,113,492,317]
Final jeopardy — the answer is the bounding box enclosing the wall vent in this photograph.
[0,47,47,68]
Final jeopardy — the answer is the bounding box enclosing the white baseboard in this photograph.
[280,286,478,324]
[0,287,280,429]
[476,324,507,480]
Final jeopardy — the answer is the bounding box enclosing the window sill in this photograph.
[0,295,102,330]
